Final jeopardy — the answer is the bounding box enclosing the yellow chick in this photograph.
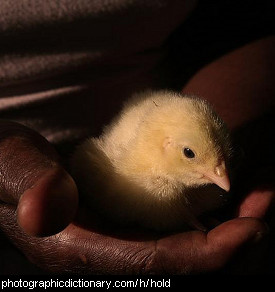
[71,90,232,232]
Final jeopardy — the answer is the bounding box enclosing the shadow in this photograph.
[71,182,231,242]
[231,110,275,196]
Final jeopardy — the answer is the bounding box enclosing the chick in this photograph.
[71,90,232,232]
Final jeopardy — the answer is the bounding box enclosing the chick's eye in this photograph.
[183,147,195,159]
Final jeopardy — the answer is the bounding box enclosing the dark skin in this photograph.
[0,36,274,275]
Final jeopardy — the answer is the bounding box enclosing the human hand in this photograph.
[0,120,78,237]
[0,120,271,275]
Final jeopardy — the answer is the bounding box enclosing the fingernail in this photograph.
[252,224,269,244]
[253,232,267,243]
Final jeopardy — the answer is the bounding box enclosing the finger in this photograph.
[237,190,274,218]
[0,202,268,274]
[0,120,78,236]
[151,217,268,274]
[17,167,78,236]
[0,204,156,274]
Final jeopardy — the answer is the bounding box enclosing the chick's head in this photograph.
[143,94,232,192]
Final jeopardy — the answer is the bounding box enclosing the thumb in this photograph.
[0,120,78,236]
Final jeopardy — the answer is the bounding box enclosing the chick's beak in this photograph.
[202,162,230,192]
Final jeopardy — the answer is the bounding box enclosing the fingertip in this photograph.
[205,217,269,270]
[237,190,274,218]
[208,217,269,246]
[17,168,78,237]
